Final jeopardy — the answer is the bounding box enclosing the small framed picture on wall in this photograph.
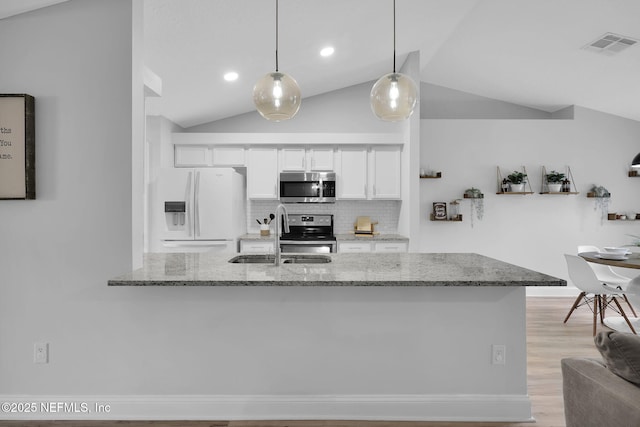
[432,202,447,220]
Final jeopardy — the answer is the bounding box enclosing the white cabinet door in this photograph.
[212,146,245,166]
[336,148,368,199]
[373,242,408,253]
[240,241,275,254]
[308,148,334,171]
[247,148,279,199]
[174,145,212,167]
[280,148,306,171]
[370,146,401,199]
[338,242,372,253]
[280,148,335,171]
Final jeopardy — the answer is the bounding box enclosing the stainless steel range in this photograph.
[279,214,336,253]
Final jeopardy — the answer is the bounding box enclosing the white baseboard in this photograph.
[0,394,533,422]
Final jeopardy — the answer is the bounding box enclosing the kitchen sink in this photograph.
[228,255,275,264]
[228,254,331,264]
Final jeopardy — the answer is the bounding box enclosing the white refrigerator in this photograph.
[156,168,246,253]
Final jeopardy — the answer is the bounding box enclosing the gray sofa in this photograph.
[562,331,640,427]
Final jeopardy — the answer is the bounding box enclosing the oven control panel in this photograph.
[287,214,333,226]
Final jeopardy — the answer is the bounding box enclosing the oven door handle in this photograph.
[278,240,336,245]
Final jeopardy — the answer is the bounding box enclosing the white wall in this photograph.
[0,0,135,394]
[420,106,640,295]
[421,82,553,120]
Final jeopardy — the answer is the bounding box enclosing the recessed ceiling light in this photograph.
[224,72,239,82]
[320,46,334,57]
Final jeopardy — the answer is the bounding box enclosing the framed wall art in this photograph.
[0,94,35,199]
[432,202,447,220]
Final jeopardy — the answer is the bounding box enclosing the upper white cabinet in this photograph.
[370,146,401,199]
[171,133,402,201]
[336,146,401,200]
[308,148,334,171]
[336,148,368,199]
[175,145,212,167]
[212,146,245,166]
[280,148,307,171]
[280,147,334,172]
[175,145,245,167]
[247,148,279,199]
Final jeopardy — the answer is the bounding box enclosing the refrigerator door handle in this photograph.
[186,170,194,237]
[194,170,201,237]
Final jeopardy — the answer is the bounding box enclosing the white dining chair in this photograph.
[564,254,637,336]
[577,245,633,287]
[577,245,636,317]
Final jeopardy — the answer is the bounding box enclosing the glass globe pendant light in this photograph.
[370,0,418,122]
[253,0,301,121]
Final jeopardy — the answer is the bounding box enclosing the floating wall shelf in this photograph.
[430,213,462,222]
[420,172,442,179]
[539,166,579,195]
[496,166,534,195]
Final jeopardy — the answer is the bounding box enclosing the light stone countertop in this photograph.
[239,233,275,241]
[239,233,409,242]
[108,252,566,287]
[335,233,409,242]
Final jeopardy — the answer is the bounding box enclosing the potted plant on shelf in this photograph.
[464,187,483,198]
[546,170,565,192]
[507,171,527,192]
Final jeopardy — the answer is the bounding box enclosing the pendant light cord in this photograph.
[275,0,279,72]
[393,0,396,73]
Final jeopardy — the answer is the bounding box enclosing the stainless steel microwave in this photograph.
[279,172,336,203]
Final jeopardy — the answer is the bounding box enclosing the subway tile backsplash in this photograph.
[248,200,401,234]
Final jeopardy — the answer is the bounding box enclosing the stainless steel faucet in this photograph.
[274,204,290,266]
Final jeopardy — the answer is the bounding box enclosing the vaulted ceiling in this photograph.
[4,1,639,128]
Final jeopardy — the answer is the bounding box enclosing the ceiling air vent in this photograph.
[583,33,638,55]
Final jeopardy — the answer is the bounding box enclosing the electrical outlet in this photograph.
[492,344,506,365]
[34,342,49,364]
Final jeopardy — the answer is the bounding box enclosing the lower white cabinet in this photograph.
[338,242,373,253]
[373,242,408,253]
[338,241,408,253]
[240,241,275,254]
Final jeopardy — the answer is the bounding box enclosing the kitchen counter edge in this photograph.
[108,252,566,288]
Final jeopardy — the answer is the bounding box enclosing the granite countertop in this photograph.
[239,233,275,241]
[335,233,409,242]
[239,233,409,242]
[108,252,566,287]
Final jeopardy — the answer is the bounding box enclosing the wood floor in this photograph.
[0,297,604,427]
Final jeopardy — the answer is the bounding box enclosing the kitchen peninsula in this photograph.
[109,253,564,422]
[109,252,561,287]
